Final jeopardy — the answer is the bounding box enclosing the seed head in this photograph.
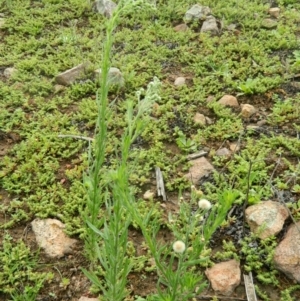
[198,199,212,210]
[172,240,186,254]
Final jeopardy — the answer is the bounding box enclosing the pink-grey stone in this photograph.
[257,119,267,126]
[185,157,214,183]
[205,116,213,125]
[205,260,241,296]
[215,147,231,157]
[245,201,289,239]
[56,63,90,86]
[193,113,206,125]
[206,95,214,103]
[185,4,211,21]
[3,67,17,78]
[201,16,219,35]
[229,142,240,152]
[241,104,256,118]
[54,84,65,93]
[274,222,300,282]
[94,67,124,86]
[218,95,239,107]
[31,218,77,258]
[262,18,277,29]
[93,0,117,18]
[174,24,188,32]
[269,7,280,18]
[174,77,186,86]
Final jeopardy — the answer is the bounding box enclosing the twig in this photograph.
[58,134,94,142]
[195,295,247,301]
[187,150,208,160]
[227,205,237,219]
[155,166,167,201]
[267,154,282,186]
[244,272,258,301]
[243,160,253,233]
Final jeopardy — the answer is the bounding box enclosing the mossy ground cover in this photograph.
[0,0,300,300]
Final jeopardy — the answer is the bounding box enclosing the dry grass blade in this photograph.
[243,272,257,301]
[155,166,167,201]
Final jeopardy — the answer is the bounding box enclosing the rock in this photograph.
[215,147,231,157]
[269,7,280,18]
[56,63,90,86]
[205,116,213,125]
[174,77,186,86]
[229,142,240,152]
[94,67,124,86]
[241,104,256,118]
[261,18,277,29]
[193,113,206,125]
[218,95,239,108]
[245,201,289,239]
[205,260,241,296]
[143,190,154,200]
[185,4,211,22]
[54,84,66,93]
[31,218,77,258]
[274,222,300,283]
[227,23,237,31]
[93,0,117,18]
[78,297,99,301]
[185,157,214,183]
[206,95,214,103]
[201,16,218,35]
[3,67,17,79]
[174,23,188,32]
[257,119,267,126]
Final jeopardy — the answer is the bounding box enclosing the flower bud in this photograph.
[198,199,212,210]
[172,240,186,253]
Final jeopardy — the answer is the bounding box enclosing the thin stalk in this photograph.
[171,257,182,301]
[84,1,121,264]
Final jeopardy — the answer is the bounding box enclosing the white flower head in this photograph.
[198,199,212,210]
[172,240,186,254]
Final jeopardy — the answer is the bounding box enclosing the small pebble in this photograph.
[261,18,277,29]
[215,147,231,157]
[206,95,215,103]
[218,95,239,107]
[143,190,154,200]
[269,7,280,18]
[174,77,186,86]
[3,67,17,78]
[205,116,213,125]
[229,142,240,152]
[193,113,206,125]
[241,104,256,118]
[174,24,188,32]
[257,119,267,126]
